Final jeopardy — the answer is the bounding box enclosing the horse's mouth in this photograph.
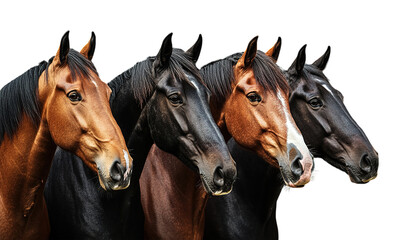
[324,156,377,184]
[347,169,377,184]
[279,165,306,188]
[97,170,130,191]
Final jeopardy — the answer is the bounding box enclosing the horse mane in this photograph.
[201,50,289,104]
[45,49,98,82]
[286,64,329,87]
[0,49,98,144]
[303,64,329,82]
[0,61,46,144]
[108,48,201,107]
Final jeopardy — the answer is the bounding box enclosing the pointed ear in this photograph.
[53,31,70,66]
[237,36,258,69]
[312,46,330,71]
[288,44,306,75]
[80,32,96,61]
[265,37,281,63]
[186,34,202,63]
[153,33,173,70]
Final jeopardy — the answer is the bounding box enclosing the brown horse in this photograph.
[0,32,132,239]
[139,36,313,239]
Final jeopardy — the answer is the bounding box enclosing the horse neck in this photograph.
[228,139,283,212]
[209,100,231,141]
[109,81,144,141]
[141,145,208,240]
[0,112,56,221]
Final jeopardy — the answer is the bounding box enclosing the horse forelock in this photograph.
[44,49,98,83]
[200,51,290,104]
[108,48,202,108]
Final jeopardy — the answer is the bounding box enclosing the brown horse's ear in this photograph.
[80,32,96,61]
[153,33,173,70]
[288,44,307,76]
[53,31,70,66]
[266,37,281,63]
[186,34,202,63]
[237,36,258,69]
[312,46,330,71]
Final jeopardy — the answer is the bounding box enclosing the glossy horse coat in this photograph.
[0,32,131,240]
[284,45,378,182]
[140,37,313,239]
[204,41,378,240]
[45,33,236,239]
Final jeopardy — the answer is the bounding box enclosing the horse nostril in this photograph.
[213,167,225,188]
[291,157,304,177]
[110,160,124,182]
[288,144,304,178]
[360,154,372,173]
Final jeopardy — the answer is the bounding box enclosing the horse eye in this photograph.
[246,92,262,104]
[67,90,82,102]
[308,98,323,109]
[168,93,183,105]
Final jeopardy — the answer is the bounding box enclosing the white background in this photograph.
[0,1,391,239]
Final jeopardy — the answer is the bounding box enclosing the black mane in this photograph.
[108,48,201,107]
[201,50,289,104]
[0,49,98,144]
[0,61,46,144]
[285,64,329,87]
[303,64,329,82]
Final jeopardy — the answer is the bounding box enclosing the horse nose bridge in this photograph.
[203,143,235,167]
[190,112,227,153]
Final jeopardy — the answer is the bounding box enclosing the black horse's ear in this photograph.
[153,33,173,70]
[312,46,330,71]
[288,44,306,75]
[266,37,281,63]
[237,36,258,69]
[54,31,70,65]
[186,34,203,63]
[80,32,96,61]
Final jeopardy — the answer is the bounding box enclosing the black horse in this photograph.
[45,33,236,239]
[203,45,378,240]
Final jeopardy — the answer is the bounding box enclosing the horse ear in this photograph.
[153,33,173,70]
[53,31,70,66]
[288,44,306,75]
[265,37,281,63]
[186,34,202,63]
[312,46,330,71]
[237,36,258,69]
[80,32,96,61]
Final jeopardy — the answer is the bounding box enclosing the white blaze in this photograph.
[123,149,131,179]
[277,90,309,160]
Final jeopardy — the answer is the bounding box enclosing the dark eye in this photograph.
[168,93,183,105]
[246,92,262,104]
[67,90,82,102]
[308,97,323,109]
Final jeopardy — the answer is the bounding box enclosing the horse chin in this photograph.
[324,155,378,184]
[98,175,110,191]
[212,187,233,196]
[347,169,377,184]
